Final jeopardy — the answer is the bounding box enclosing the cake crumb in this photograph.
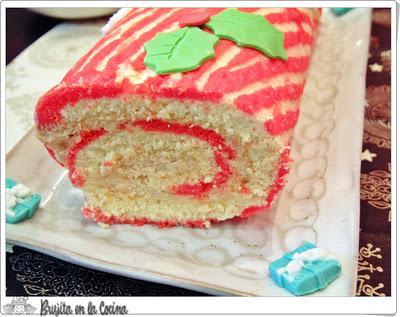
[98,222,110,229]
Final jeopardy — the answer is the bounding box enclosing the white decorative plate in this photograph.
[5,8,371,296]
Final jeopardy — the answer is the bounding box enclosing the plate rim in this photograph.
[6,235,252,296]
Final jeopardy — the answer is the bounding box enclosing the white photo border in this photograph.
[0,1,397,315]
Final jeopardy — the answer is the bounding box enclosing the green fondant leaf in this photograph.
[205,9,288,60]
[144,27,219,75]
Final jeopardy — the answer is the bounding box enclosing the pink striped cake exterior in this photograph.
[35,8,321,227]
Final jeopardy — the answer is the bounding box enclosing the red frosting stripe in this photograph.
[234,82,305,114]
[237,8,262,13]
[68,9,170,83]
[131,51,147,71]
[36,84,123,129]
[155,38,234,90]
[63,8,155,84]
[44,144,64,167]
[203,56,310,94]
[178,9,216,27]
[125,76,223,102]
[120,119,236,198]
[65,118,237,198]
[130,8,225,72]
[264,109,300,135]
[266,8,312,25]
[101,9,193,76]
[284,30,314,48]
[36,9,318,133]
[82,147,292,227]
[129,9,312,87]
[109,8,148,32]
[82,206,211,228]
[239,147,291,218]
[221,47,262,69]
[67,128,107,187]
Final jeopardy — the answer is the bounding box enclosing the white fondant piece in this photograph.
[6,209,16,217]
[10,183,31,199]
[101,8,131,34]
[5,192,17,209]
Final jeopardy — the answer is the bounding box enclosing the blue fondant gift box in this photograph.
[5,177,41,224]
[268,242,342,296]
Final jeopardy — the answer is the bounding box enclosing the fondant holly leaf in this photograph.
[205,9,288,60]
[144,27,219,75]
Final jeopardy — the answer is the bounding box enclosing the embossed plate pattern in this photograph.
[5,9,371,296]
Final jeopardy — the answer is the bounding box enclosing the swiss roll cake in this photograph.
[35,8,321,227]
